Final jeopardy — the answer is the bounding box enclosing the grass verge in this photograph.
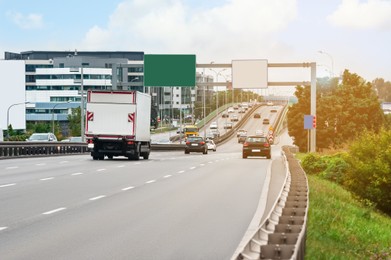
[306,175,391,259]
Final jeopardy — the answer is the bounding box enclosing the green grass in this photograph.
[306,175,391,259]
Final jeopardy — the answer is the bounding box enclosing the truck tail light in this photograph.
[127,141,135,145]
[243,142,249,147]
[264,143,270,147]
[200,141,205,145]
[186,141,190,145]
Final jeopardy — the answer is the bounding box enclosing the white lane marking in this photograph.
[145,180,156,184]
[60,161,68,164]
[96,169,106,172]
[117,165,125,168]
[134,162,141,165]
[208,161,213,164]
[200,164,205,166]
[0,227,8,231]
[189,167,196,170]
[6,166,18,170]
[178,170,185,174]
[0,183,16,188]
[169,157,176,160]
[122,186,135,191]
[164,175,172,178]
[36,163,46,166]
[40,177,54,181]
[89,195,106,201]
[71,172,84,176]
[42,207,66,215]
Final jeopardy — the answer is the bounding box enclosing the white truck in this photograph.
[85,90,151,160]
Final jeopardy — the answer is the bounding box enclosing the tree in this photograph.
[67,107,81,136]
[372,78,391,102]
[287,70,385,151]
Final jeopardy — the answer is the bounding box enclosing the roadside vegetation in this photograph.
[287,70,391,258]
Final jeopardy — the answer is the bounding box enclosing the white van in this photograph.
[209,121,218,130]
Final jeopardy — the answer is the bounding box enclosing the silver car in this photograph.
[27,133,57,142]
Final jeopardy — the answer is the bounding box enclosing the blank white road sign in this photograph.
[232,59,268,89]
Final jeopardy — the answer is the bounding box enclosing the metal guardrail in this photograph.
[0,142,89,159]
[232,145,308,260]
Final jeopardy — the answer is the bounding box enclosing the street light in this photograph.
[209,65,227,127]
[6,101,29,140]
[52,101,71,134]
[318,50,334,77]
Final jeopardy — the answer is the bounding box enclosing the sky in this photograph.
[1,0,391,84]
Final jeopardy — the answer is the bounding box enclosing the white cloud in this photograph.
[328,0,391,30]
[80,0,298,62]
[7,11,43,29]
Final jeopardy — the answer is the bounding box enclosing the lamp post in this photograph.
[52,101,71,134]
[318,50,334,77]
[209,65,227,127]
[6,101,29,140]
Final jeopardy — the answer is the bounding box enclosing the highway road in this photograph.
[0,105,287,259]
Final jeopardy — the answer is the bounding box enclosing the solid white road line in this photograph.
[122,186,135,191]
[0,183,16,188]
[42,208,66,215]
[145,180,156,184]
[163,175,172,178]
[89,195,106,201]
[0,227,8,231]
[177,170,185,174]
[5,166,18,170]
[40,177,54,181]
[71,172,84,176]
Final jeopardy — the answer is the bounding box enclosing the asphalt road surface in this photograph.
[0,106,285,260]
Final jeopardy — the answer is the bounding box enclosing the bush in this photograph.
[344,129,391,215]
[320,153,349,185]
[301,153,327,175]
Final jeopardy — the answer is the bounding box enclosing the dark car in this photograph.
[238,133,247,143]
[263,118,270,124]
[254,113,261,118]
[222,113,229,118]
[185,136,208,154]
[242,135,271,159]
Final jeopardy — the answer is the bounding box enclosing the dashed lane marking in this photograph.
[0,183,16,188]
[117,165,125,168]
[89,195,106,201]
[36,163,46,166]
[145,180,156,184]
[71,172,84,176]
[164,175,172,178]
[122,186,135,191]
[5,166,18,170]
[200,164,205,166]
[96,169,106,172]
[0,227,8,231]
[189,167,196,170]
[178,170,185,174]
[40,177,54,181]
[42,207,66,215]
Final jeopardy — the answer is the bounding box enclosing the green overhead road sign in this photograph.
[144,54,196,87]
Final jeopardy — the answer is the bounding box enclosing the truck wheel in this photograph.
[107,155,113,159]
[92,156,98,160]
[98,155,104,160]
[142,153,150,160]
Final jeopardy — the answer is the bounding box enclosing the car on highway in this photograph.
[223,122,233,129]
[253,113,261,118]
[222,113,229,118]
[263,118,270,124]
[27,133,57,142]
[210,129,220,138]
[231,114,239,122]
[270,106,278,112]
[61,136,83,142]
[238,108,245,113]
[238,133,247,143]
[228,107,234,113]
[267,101,273,106]
[185,136,208,154]
[242,135,271,159]
[209,121,218,129]
[236,129,247,137]
[206,139,217,152]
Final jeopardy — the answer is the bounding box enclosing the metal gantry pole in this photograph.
[80,67,85,142]
[310,62,317,152]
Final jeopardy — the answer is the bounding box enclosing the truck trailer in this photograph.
[85,90,151,160]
